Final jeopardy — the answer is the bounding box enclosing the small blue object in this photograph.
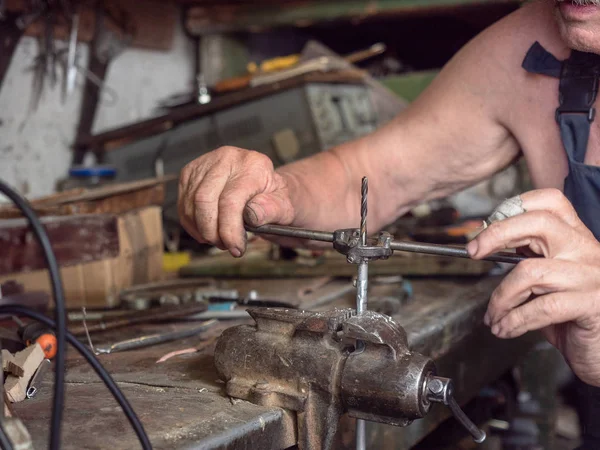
[69,166,117,178]
[402,280,413,298]
[208,302,236,311]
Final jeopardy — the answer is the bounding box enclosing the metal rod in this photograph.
[245,224,334,243]
[356,419,366,450]
[95,320,217,354]
[356,177,368,450]
[448,396,486,443]
[356,262,369,314]
[389,240,525,265]
[245,224,527,265]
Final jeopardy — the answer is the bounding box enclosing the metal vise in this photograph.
[214,307,484,450]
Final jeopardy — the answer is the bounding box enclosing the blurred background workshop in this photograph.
[0,1,580,449]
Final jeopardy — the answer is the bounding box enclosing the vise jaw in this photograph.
[214,308,435,450]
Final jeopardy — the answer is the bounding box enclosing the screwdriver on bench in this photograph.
[12,316,57,359]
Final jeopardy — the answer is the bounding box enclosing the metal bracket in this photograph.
[342,311,408,359]
[333,229,393,264]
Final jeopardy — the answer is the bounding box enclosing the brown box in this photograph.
[0,207,164,308]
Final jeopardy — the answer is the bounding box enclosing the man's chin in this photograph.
[554,4,600,53]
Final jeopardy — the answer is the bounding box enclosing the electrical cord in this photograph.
[0,181,150,449]
[0,305,151,449]
[0,180,66,450]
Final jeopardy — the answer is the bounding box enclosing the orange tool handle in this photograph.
[27,333,57,359]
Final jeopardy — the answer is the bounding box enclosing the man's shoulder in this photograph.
[475,0,569,64]
[446,0,567,105]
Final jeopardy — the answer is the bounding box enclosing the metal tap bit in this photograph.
[356,177,369,315]
[360,177,368,246]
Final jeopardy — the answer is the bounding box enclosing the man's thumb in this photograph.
[243,191,295,227]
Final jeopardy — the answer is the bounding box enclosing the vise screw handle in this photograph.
[426,376,486,443]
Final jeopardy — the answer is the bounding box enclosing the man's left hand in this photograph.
[467,188,600,387]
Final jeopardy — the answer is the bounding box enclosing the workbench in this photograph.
[12,275,538,449]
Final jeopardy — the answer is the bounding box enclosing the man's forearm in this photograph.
[276,147,365,232]
[275,115,483,233]
[275,136,438,234]
[274,20,524,234]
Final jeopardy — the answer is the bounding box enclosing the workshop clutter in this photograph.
[3,344,46,403]
[0,178,168,308]
[0,207,164,308]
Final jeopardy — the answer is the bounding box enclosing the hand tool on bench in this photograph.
[12,317,56,359]
[95,320,218,354]
[68,302,209,337]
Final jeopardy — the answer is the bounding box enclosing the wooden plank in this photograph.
[5,0,177,51]
[179,250,495,278]
[0,177,172,219]
[183,0,520,34]
[47,176,175,205]
[75,71,365,153]
[11,277,533,449]
[4,344,45,403]
[0,214,120,275]
[2,350,22,377]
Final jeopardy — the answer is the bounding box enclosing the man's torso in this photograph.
[476,0,600,189]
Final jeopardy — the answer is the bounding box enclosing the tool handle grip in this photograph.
[35,333,57,359]
[426,376,486,444]
[447,395,486,443]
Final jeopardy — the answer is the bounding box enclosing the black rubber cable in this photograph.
[0,180,66,450]
[0,305,152,450]
[0,421,14,450]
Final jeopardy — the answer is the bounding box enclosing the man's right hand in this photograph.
[177,146,296,257]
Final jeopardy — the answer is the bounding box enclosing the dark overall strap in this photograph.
[522,42,600,163]
[522,41,562,78]
[556,50,600,163]
[576,377,600,450]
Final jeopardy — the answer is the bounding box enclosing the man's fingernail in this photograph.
[231,248,243,258]
[491,324,499,335]
[467,240,478,257]
[484,312,490,326]
[244,203,263,226]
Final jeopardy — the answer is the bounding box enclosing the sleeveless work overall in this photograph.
[523,42,600,449]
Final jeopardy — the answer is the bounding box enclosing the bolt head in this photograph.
[428,379,444,394]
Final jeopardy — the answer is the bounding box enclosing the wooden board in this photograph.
[0,177,173,219]
[179,249,495,278]
[75,71,366,153]
[10,276,537,450]
[5,0,177,51]
[0,207,164,308]
[183,0,520,35]
[0,214,120,275]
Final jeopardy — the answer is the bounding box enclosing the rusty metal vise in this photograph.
[214,307,486,450]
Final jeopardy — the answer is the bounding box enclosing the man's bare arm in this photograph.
[277,8,528,233]
[178,4,535,256]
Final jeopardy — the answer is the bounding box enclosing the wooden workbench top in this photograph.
[11,275,537,449]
